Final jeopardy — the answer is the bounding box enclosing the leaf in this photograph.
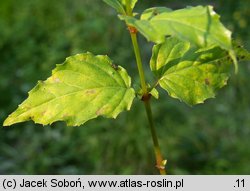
[150,37,190,78]
[120,0,138,10]
[150,88,159,99]
[233,42,250,62]
[4,53,135,126]
[120,6,232,50]
[103,0,138,14]
[151,37,234,105]
[230,42,250,73]
[103,0,126,14]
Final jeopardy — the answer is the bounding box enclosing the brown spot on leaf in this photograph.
[85,89,96,95]
[96,108,104,116]
[41,111,46,116]
[111,63,119,70]
[29,116,34,120]
[54,78,60,83]
[205,78,210,85]
[96,106,109,116]
[153,10,159,16]
[63,114,70,118]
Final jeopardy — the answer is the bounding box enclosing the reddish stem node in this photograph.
[128,26,138,34]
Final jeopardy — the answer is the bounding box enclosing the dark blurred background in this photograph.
[0,0,249,174]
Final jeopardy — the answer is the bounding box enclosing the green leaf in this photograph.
[121,0,138,10]
[103,0,138,14]
[150,37,191,78]
[151,37,234,105]
[150,88,159,99]
[4,53,135,126]
[120,6,232,50]
[233,43,250,62]
[230,42,250,73]
[103,0,126,14]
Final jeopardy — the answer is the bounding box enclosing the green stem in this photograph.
[130,33,148,94]
[129,30,166,175]
[144,100,167,175]
[125,0,133,17]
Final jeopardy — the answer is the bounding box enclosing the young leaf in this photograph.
[121,0,138,10]
[4,53,135,126]
[103,0,126,14]
[151,37,235,105]
[150,88,159,99]
[103,0,137,14]
[120,6,232,50]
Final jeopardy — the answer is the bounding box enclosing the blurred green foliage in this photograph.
[0,0,249,174]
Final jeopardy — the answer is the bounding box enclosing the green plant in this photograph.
[3,0,250,175]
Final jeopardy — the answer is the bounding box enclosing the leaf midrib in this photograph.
[13,86,130,118]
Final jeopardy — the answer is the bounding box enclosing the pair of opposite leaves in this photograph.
[3,3,250,127]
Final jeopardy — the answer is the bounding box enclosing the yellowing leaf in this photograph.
[4,53,135,126]
[151,37,234,105]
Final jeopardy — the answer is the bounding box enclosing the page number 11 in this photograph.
[235,179,245,188]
